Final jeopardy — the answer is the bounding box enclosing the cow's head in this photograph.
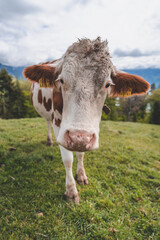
[23,37,150,152]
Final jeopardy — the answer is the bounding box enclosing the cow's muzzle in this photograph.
[64,130,96,151]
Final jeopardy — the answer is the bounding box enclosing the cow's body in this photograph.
[31,81,87,203]
[24,38,150,203]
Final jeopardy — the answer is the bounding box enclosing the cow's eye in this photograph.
[105,83,111,88]
[59,79,64,84]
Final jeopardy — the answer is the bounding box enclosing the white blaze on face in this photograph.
[56,56,111,151]
[53,38,116,152]
[57,94,101,151]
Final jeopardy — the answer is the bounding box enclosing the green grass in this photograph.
[0,118,160,240]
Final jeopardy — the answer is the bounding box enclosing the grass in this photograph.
[0,118,160,240]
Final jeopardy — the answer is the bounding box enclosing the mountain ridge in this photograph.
[0,63,160,87]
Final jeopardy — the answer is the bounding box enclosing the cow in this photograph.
[23,37,150,203]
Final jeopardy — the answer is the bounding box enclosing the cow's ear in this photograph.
[110,72,150,97]
[23,63,60,87]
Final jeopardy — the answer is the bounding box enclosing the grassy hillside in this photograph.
[0,118,160,240]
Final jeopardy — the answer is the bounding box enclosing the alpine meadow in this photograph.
[1,0,160,239]
[0,118,160,239]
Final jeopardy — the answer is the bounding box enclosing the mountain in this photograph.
[123,68,160,87]
[0,63,160,87]
[0,64,25,79]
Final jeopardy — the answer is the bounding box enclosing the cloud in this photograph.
[113,49,160,58]
[0,0,39,22]
[112,55,160,69]
[0,0,160,68]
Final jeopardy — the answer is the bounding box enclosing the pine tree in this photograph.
[0,68,27,119]
[151,83,156,91]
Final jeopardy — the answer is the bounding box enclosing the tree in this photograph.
[151,83,156,92]
[0,68,27,119]
[23,90,39,118]
[0,68,14,118]
[119,95,146,122]
[147,88,160,124]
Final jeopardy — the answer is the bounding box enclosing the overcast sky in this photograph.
[0,0,160,69]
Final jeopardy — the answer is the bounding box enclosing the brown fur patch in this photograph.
[30,83,34,105]
[30,91,33,105]
[23,64,59,87]
[53,88,63,114]
[111,72,150,97]
[38,89,43,104]
[55,118,61,127]
[51,112,54,121]
[42,61,50,65]
[50,60,57,64]
[43,97,52,111]
[42,60,57,65]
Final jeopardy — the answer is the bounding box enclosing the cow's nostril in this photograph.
[66,130,72,143]
[65,130,96,151]
[68,131,92,143]
[86,133,95,149]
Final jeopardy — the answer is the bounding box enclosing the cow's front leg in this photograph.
[46,120,53,146]
[60,146,79,204]
[76,152,88,185]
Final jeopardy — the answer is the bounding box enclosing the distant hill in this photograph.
[124,68,160,87]
[0,63,160,87]
[0,64,25,79]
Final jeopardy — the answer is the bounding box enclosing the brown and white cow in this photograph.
[23,37,150,203]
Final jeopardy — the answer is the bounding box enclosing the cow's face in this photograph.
[23,38,150,152]
[57,47,114,151]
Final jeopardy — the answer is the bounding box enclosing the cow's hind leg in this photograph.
[76,152,88,185]
[60,146,79,204]
[46,120,53,146]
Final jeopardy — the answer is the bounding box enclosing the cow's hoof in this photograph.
[65,194,80,204]
[65,190,79,204]
[76,170,89,185]
[47,140,53,146]
[77,177,89,185]
[47,136,53,146]
[65,192,80,204]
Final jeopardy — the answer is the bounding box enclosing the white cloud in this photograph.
[113,55,160,69]
[0,0,160,68]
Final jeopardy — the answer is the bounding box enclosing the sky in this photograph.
[0,0,160,69]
